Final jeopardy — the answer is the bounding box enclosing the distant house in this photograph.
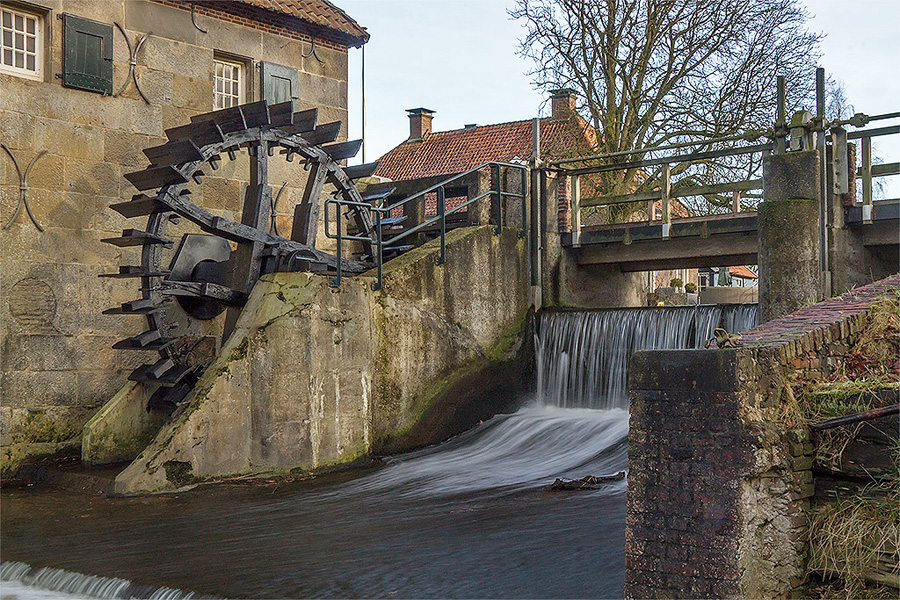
[699,266,759,289]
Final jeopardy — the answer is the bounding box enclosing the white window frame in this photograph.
[213,57,244,110]
[1,5,43,81]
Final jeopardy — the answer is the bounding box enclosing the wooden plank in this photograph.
[360,186,396,203]
[344,161,380,180]
[241,100,270,128]
[670,178,763,199]
[124,165,190,191]
[143,139,203,166]
[99,266,171,278]
[322,139,363,161]
[268,101,295,127]
[165,119,224,147]
[101,229,172,247]
[582,190,661,208]
[303,121,342,146]
[277,108,317,136]
[109,195,166,218]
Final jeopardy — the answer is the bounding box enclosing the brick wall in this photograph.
[625,274,899,598]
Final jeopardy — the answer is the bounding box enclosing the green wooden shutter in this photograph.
[62,14,113,94]
[260,61,298,108]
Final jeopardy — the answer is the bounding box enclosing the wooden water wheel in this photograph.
[101,100,390,410]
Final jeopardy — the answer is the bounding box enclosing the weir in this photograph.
[536,304,758,409]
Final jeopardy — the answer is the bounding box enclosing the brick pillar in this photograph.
[626,348,812,599]
[759,150,821,323]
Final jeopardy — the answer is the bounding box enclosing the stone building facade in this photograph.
[0,0,367,473]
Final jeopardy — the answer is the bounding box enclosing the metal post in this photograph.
[437,186,446,265]
[775,76,786,155]
[492,163,502,234]
[330,201,342,287]
[861,136,873,223]
[571,174,582,246]
[520,166,528,238]
[372,209,383,291]
[816,67,830,297]
[661,164,671,239]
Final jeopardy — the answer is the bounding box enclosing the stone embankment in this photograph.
[626,274,899,599]
[84,226,531,494]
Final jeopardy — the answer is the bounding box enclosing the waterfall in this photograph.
[0,561,205,600]
[535,304,758,409]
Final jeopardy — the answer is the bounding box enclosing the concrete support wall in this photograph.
[541,174,647,308]
[625,275,899,599]
[759,151,821,323]
[1,0,352,475]
[113,226,530,494]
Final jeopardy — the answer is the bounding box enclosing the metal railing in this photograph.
[549,68,898,245]
[325,162,528,290]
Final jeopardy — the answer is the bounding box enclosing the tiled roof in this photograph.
[729,265,758,279]
[237,0,368,44]
[375,117,596,181]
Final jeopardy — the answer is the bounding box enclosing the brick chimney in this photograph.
[550,89,577,120]
[407,108,435,140]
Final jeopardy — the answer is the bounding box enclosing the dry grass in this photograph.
[807,486,900,597]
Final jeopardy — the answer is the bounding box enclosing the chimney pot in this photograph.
[407,107,435,140]
[550,88,577,120]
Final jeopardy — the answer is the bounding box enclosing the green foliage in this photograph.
[669,278,683,289]
[684,282,697,293]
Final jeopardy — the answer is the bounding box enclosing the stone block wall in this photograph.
[625,274,898,599]
[1,0,355,474]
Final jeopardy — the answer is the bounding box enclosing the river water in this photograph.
[1,304,756,599]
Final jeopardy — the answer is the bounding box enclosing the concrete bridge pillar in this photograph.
[759,150,821,323]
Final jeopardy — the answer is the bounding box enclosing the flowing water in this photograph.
[535,304,758,408]
[1,303,756,599]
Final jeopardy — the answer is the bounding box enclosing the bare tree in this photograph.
[511,0,824,207]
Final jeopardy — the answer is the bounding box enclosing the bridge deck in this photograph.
[564,200,898,272]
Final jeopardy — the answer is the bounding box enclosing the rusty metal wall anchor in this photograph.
[113,23,152,103]
[1,144,47,231]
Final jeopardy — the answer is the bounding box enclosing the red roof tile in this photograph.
[237,0,368,44]
[729,265,758,279]
[375,117,596,181]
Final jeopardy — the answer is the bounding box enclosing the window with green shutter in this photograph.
[62,14,112,94]
[260,61,298,108]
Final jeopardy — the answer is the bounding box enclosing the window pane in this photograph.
[14,14,23,30]
[3,49,11,65]
[26,54,34,71]
[26,17,34,35]
[15,32,23,50]
[26,35,34,53]
[231,81,238,95]
[15,51,23,68]
[3,30,11,47]
[3,12,11,28]
[216,62,223,77]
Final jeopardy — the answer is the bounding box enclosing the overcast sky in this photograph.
[339,0,899,195]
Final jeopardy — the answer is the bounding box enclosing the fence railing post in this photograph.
[861,135,873,223]
[661,164,671,239]
[571,174,582,246]
[329,200,342,287]
[492,163,502,235]
[372,208,383,291]
[437,185,446,265]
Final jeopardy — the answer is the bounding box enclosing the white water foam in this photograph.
[339,406,629,499]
